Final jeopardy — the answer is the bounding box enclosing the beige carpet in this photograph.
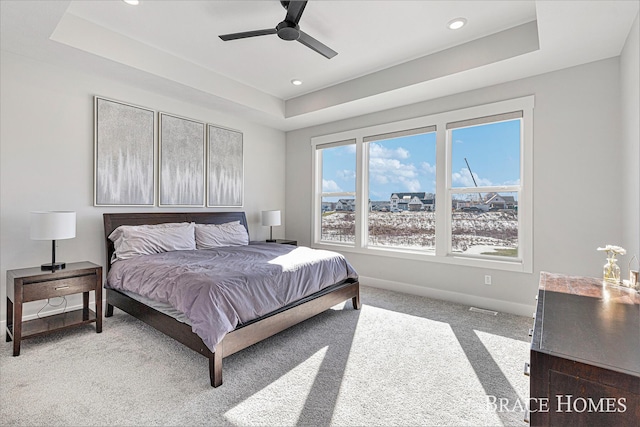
[0,285,531,426]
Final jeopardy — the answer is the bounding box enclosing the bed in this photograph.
[103,211,360,387]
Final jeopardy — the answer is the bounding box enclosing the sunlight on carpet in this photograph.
[474,329,530,404]
[224,347,329,426]
[329,305,504,426]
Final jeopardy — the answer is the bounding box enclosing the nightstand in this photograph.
[271,239,297,246]
[6,261,103,356]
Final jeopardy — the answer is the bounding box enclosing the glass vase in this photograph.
[603,257,621,284]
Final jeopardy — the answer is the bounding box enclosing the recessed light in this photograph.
[291,79,303,86]
[447,18,467,30]
[123,0,139,5]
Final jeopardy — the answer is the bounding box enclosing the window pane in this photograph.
[451,119,520,188]
[322,144,355,193]
[451,192,519,257]
[367,132,436,250]
[320,143,356,244]
[321,197,355,243]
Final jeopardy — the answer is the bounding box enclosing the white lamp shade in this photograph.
[30,211,76,240]
[261,210,281,227]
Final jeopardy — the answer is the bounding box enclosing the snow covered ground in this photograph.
[321,210,518,257]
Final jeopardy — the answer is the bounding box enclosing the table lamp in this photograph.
[30,211,76,271]
[261,210,281,243]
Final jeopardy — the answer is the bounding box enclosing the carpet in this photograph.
[0,285,531,426]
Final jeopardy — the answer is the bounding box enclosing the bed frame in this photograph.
[103,212,360,387]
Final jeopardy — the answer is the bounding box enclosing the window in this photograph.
[448,114,522,259]
[312,96,533,272]
[317,140,356,244]
[365,127,436,251]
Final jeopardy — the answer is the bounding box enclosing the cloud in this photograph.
[421,162,436,175]
[336,169,356,180]
[452,168,492,187]
[369,142,409,159]
[403,179,422,192]
[322,179,342,192]
[369,157,423,192]
[370,158,417,178]
[372,174,389,185]
[366,141,436,193]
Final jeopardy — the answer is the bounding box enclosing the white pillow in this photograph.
[108,222,196,262]
[195,221,249,249]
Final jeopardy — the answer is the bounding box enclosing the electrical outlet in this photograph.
[484,275,492,285]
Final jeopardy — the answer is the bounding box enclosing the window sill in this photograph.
[312,241,531,273]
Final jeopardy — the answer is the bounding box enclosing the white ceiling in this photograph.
[1,1,638,131]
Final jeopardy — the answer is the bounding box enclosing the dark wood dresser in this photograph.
[529,272,640,426]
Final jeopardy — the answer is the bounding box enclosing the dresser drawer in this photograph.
[22,274,97,302]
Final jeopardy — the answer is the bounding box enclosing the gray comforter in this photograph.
[105,243,358,352]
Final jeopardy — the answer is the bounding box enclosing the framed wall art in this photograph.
[207,124,243,207]
[94,96,155,206]
[159,113,205,207]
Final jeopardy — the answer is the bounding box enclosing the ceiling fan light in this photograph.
[448,18,467,30]
[291,79,303,86]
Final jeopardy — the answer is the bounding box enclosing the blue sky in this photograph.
[322,119,520,201]
[451,120,521,188]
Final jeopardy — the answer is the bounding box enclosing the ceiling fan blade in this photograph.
[297,30,337,59]
[284,1,307,25]
[219,28,277,41]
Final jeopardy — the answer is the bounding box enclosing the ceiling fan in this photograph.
[218,0,337,59]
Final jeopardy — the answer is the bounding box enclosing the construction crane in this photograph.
[464,158,479,188]
[464,158,482,204]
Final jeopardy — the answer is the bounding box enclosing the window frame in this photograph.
[313,139,357,246]
[311,96,534,273]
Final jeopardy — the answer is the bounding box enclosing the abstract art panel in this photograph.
[159,113,205,206]
[94,97,155,206]
[207,125,243,207]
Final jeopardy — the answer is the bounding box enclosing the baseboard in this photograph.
[359,275,536,317]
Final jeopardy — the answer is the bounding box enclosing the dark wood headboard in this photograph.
[103,212,249,271]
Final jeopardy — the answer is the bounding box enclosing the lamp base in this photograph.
[41,262,66,271]
[266,239,276,243]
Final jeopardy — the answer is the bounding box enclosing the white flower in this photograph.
[597,245,626,256]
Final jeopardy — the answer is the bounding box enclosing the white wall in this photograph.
[621,13,640,271]
[0,51,286,326]
[286,58,625,316]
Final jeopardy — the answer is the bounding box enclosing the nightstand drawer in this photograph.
[23,274,97,301]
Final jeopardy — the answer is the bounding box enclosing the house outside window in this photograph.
[312,96,533,272]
